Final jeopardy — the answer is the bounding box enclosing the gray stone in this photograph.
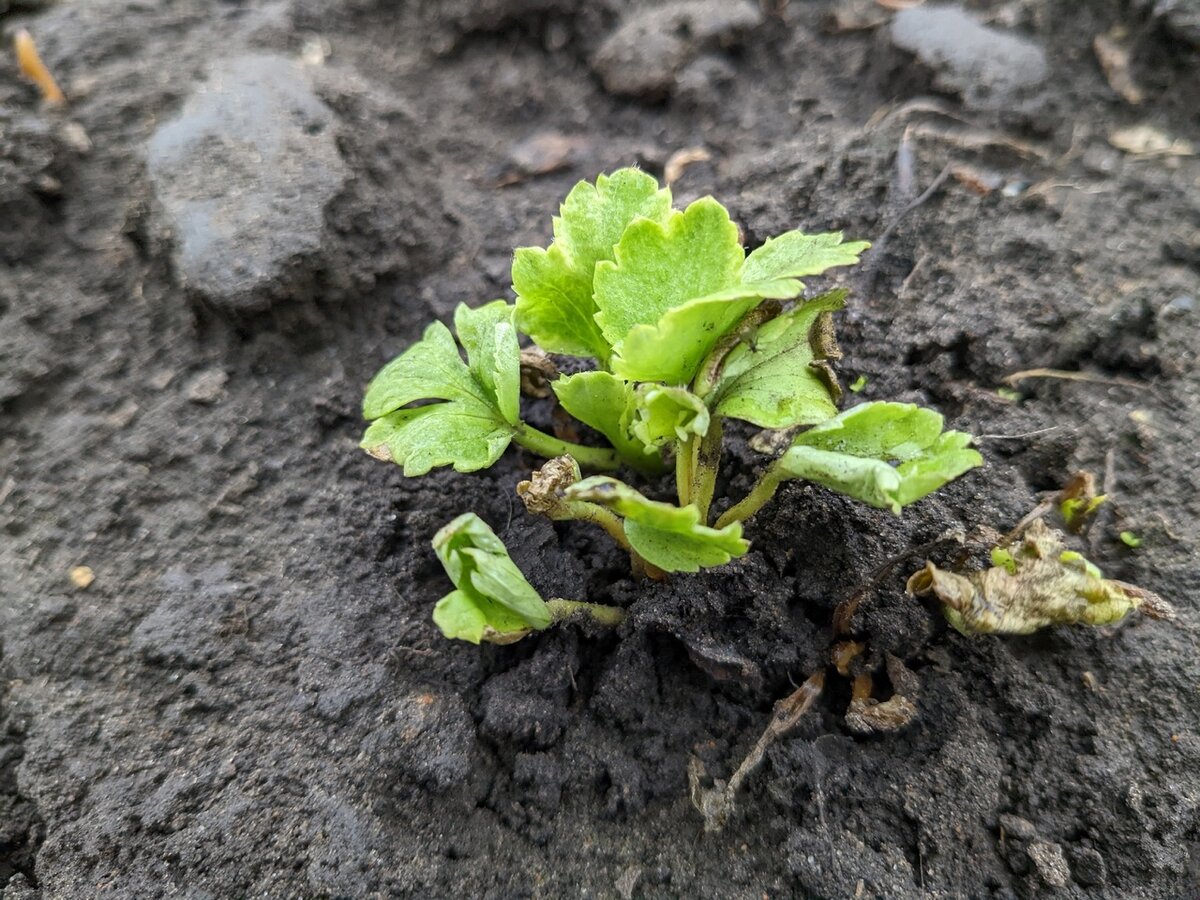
[591,1,761,98]
[1071,847,1107,886]
[1027,840,1070,888]
[147,54,349,312]
[890,5,1048,104]
[999,813,1038,841]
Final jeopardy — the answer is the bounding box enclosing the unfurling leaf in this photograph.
[361,302,521,475]
[565,477,748,572]
[711,290,847,428]
[776,402,982,514]
[632,384,710,449]
[513,168,671,360]
[431,513,551,644]
[907,519,1175,635]
[1057,471,1106,533]
[552,370,660,470]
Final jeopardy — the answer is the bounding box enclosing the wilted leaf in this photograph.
[907,519,1175,635]
[431,513,552,644]
[777,402,982,514]
[514,168,671,359]
[565,476,748,572]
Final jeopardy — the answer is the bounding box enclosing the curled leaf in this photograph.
[710,290,847,429]
[516,455,582,516]
[552,370,661,471]
[632,384,710,449]
[431,513,551,644]
[565,477,748,572]
[907,519,1175,635]
[777,402,982,514]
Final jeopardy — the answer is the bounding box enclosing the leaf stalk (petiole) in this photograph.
[512,424,622,471]
[714,465,785,529]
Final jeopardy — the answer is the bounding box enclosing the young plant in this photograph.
[361,168,982,640]
[432,512,625,645]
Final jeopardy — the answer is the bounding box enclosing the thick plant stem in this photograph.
[715,466,785,529]
[547,598,626,627]
[512,424,621,471]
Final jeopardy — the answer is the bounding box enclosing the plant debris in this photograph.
[908,519,1174,635]
[14,28,66,106]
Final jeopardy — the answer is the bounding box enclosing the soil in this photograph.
[2,0,1199,897]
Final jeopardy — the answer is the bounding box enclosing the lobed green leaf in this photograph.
[593,197,745,347]
[361,303,523,475]
[609,280,800,385]
[741,231,870,283]
[513,168,671,359]
[565,477,748,572]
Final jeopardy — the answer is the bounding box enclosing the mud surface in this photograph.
[2,1,1199,897]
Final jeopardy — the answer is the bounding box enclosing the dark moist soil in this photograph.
[2,0,1199,897]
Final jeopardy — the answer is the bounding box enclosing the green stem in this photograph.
[546,598,626,627]
[562,500,631,551]
[675,435,696,507]
[714,465,786,529]
[513,424,621,471]
[690,418,723,524]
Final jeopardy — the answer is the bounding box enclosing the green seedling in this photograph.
[362,168,982,640]
[849,374,868,393]
[1120,530,1142,548]
[432,512,624,645]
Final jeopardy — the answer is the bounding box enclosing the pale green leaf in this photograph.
[631,384,709,448]
[552,371,659,469]
[362,320,485,419]
[513,168,671,358]
[360,405,513,476]
[742,231,870,283]
[433,589,534,645]
[609,279,801,385]
[454,301,521,425]
[594,197,744,346]
[777,402,982,514]
[711,290,847,428]
[431,513,551,643]
[565,476,748,572]
[362,303,523,474]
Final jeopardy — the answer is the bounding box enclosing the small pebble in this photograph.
[69,565,95,589]
[999,813,1038,841]
[1027,841,1070,887]
[185,369,228,404]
